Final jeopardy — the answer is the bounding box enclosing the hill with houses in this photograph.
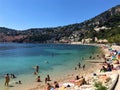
[0,5,120,44]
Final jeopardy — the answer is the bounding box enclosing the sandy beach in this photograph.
[5,63,101,90]
[1,61,101,90]
[0,44,102,90]
[1,44,120,90]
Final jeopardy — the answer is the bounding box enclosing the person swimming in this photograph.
[45,60,49,64]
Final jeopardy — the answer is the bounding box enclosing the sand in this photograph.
[1,62,101,90]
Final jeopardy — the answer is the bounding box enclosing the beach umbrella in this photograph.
[111,55,116,59]
[118,51,120,54]
[112,50,118,55]
[117,52,120,59]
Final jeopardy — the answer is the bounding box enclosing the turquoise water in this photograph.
[0,43,99,78]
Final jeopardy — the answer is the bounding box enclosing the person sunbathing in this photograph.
[54,81,59,88]
[74,76,86,86]
[45,83,54,90]
[106,65,112,71]
[98,74,110,83]
[100,66,107,72]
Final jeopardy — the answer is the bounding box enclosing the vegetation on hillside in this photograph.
[0,5,120,43]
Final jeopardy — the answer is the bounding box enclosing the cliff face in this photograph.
[0,5,120,43]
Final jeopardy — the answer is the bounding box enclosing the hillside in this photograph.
[0,5,120,43]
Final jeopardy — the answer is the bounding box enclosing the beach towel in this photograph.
[63,82,74,87]
[58,86,67,90]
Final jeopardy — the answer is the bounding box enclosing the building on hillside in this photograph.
[59,37,70,43]
[94,26,111,32]
[69,31,81,42]
[97,39,108,44]
[81,38,92,44]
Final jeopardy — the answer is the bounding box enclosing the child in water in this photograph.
[36,76,41,82]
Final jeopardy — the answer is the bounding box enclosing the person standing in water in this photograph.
[33,65,39,75]
[36,65,39,73]
[5,74,10,86]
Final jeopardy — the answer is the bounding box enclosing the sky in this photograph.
[0,0,120,30]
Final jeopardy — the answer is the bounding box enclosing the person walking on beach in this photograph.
[5,74,10,86]
[45,77,48,84]
[78,62,81,68]
[83,64,85,70]
[47,74,50,81]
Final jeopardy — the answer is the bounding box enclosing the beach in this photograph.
[2,61,101,90]
[1,43,120,90]
[0,43,101,90]
[26,44,120,90]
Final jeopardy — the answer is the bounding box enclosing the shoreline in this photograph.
[1,43,117,90]
[0,64,101,90]
[0,59,102,90]
[7,44,102,90]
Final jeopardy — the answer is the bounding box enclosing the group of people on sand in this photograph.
[99,45,120,73]
[45,81,59,90]
[36,74,51,84]
[75,62,85,70]
[33,65,60,90]
[44,45,120,90]
[4,73,22,87]
[74,75,87,86]
[33,65,52,84]
[100,63,113,72]
[45,74,51,84]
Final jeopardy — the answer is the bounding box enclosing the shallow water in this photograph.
[0,43,99,90]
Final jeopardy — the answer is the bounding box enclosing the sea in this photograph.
[0,43,100,90]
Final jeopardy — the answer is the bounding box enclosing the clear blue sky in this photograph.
[0,0,120,30]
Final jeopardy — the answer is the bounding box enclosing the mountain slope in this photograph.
[0,5,120,43]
